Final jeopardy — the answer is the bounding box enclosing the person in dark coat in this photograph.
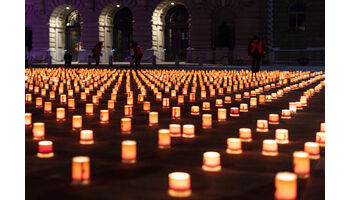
[64,51,72,68]
[130,41,143,68]
[92,42,103,67]
[248,35,266,73]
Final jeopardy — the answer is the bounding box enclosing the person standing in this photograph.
[64,51,72,68]
[92,42,103,67]
[248,35,266,73]
[130,41,143,68]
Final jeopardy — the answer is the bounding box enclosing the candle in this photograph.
[275,129,289,144]
[37,140,54,158]
[239,128,252,142]
[108,100,115,110]
[189,93,195,102]
[226,138,242,154]
[68,89,74,97]
[85,104,94,115]
[72,115,82,130]
[281,109,291,119]
[258,95,265,104]
[121,118,132,133]
[36,97,43,107]
[172,107,181,119]
[304,142,320,159]
[316,132,325,147]
[201,90,206,99]
[289,102,297,113]
[217,108,227,121]
[49,91,55,100]
[243,92,250,98]
[224,96,231,104]
[202,102,210,110]
[121,140,137,163]
[124,105,133,117]
[169,124,181,137]
[44,102,52,113]
[32,122,45,140]
[41,89,46,97]
[81,92,87,101]
[171,90,177,98]
[320,123,325,133]
[269,114,279,124]
[68,98,75,109]
[158,129,171,149]
[92,95,99,105]
[230,107,239,117]
[275,172,297,200]
[235,94,242,101]
[72,156,90,184]
[60,94,67,104]
[256,120,268,132]
[182,124,195,138]
[240,103,248,112]
[80,130,94,144]
[210,89,215,97]
[149,112,158,126]
[127,97,133,105]
[178,95,184,105]
[202,114,212,129]
[250,98,257,108]
[156,92,162,101]
[191,106,200,115]
[56,108,65,120]
[100,110,109,123]
[202,152,221,172]
[215,99,223,107]
[262,139,278,156]
[25,94,32,103]
[293,151,310,178]
[250,90,256,97]
[25,113,32,126]
[137,94,144,103]
[162,98,170,108]
[143,101,151,112]
[168,172,192,197]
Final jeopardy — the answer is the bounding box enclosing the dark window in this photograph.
[289,2,306,31]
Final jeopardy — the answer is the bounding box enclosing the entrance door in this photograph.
[65,10,81,62]
[113,7,133,61]
[165,5,189,61]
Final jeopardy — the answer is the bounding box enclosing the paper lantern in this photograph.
[60,94,67,104]
[202,152,221,172]
[240,103,248,112]
[304,142,320,159]
[320,123,325,133]
[169,124,181,137]
[68,98,75,109]
[100,110,109,123]
[215,99,223,107]
[149,112,158,126]
[72,156,90,184]
[202,114,212,129]
[49,91,55,100]
[201,90,206,99]
[163,98,170,108]
[230,107,239,117]
[275,129,289,144]
[293,151,310,178]
[25,94,32,103]
[262,139,278,156]
[250,98,257,108]
[56,108,65,120]
[143,101,151,112]
[124,105,133,117]
[235,94,242,101]
[92,95,99,105]
[274,172,297,200]
[182,124,195,138]
[44,102,52,113]
[269,114,279,125]
[80,130,94,144]
[202,102,210,110]
[37,140,54,158]
[258,95,265,104]
[172,107,181,119]
[316,132,325,147]
[289,102,297,113]
[80,92,87,101]
[217,108,227,121]
[281,109,291,119]
[224,96,231,104]
[158,129,171,149]
[32,122,45,140]
[168,172,191,198]
[25,113,32,126]
[191,106,200,115]
[108,100,115,110]
[178,95,184,105]
[239,128,252,142]
[36,97,43,107]
[226,138,242,154]
[256,120,268,132]
[72,115,82,130]
[121,140,137,163]
[121,118,132,133]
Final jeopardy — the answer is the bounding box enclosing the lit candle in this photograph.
[41,89,46,97]
[250,98,257,108]
[243,92,250,98]
[44,102,52,113]
[171,90,177,98]
[127,97,133,105]
[269,114,279,124]
[137,94,144,103]
[32,122,45,140]
[68,89,74,97]
[182,124,195,138]
[189,93,195,102]
[235,94,242,101]
[274,172,297,200]
[108,100,115,110]
[210,89,215,97]
[60,94,67,104]
[169,124,181,137]
[320,123,325,133]
[36,97,43,107]
[172,107,181,119]
[85,103,94,115]
[25,94,32,103]
[293,151,310,178]
[262,139,278,156]
[149,112,158,126]
[230,107,239,117]
[202,152,221,172]
[201,90,206,99]
[49,91,55,100]
[258,95,265,104]
[72,115,82,130]
[25,113,32,126]
[100,110,109,123]
[250,90,256,97]
[289,102,297,113]
[202,102,210,110]
[72,156,90,184]
[224,96,231,104]
[56,108,65,120]
[190,106,200,115]
[80,130,94,144]
[121,140,137,163]
[217,108,227,121]
[162,98,170,108]
[256,120,268,132]
[158,129,171,149]
[239,128,252,142]
[156,92,162,101]
[81,92,87,101]
[178,95,184,105]
[143,101,151,112]
[37,140,54,158]
[281,109,291,119]
[92,95,99,105]
[215,99,223,107]
[316,132,325,147]
[275,129,289,144]
[68,98,75,109]
[124,105,133,117]
[226,138,242,154]
[202,114,212,129]
[121,118,132,133]
[304,142,320,159]
[240,103,248,112]
[168,172,192,198]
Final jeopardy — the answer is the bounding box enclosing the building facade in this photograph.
[25,0,324,65]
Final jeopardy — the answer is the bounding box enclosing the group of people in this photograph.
[64,35,265,73]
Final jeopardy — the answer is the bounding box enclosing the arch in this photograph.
[48,4,83,63]
[98,2,133,62]
[151,0,191,62]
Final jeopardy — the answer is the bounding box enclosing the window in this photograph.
[289,2,305,31]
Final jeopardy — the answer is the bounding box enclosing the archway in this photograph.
[49,5,83,63]
[152,0,190,62]
[99,2,133,62]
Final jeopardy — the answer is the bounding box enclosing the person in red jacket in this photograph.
[92,42,103,67]
[130,41,143,68]
[248,35,266,73]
